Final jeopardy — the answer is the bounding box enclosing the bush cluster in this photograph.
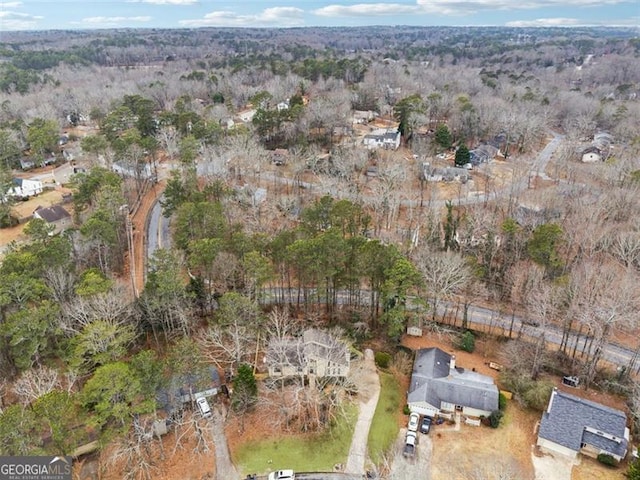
[458,331,475,353]
[374,352,392,369]
[499,371,553,411]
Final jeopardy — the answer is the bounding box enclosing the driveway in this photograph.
[344,349,381,474]
[211,405,240,480]
[387,428,433,480]
[531,451,574,480]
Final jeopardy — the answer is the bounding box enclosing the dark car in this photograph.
[420,416,432,434]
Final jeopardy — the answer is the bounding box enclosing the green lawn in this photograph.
[367,372,402,464]
[233,403,358,475]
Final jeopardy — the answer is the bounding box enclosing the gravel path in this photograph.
[344,349,381,474]
[211,406,240,480]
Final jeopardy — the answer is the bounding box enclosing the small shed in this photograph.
[581,146,602,163]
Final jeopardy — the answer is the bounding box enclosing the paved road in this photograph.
[26,162,76,185]
[261,289,639,375]
[147,194,171,262]
[434,301,639,372]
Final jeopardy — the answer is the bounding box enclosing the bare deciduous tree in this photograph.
[570,257,640,387]
[415,248,471,323]
[12,366,60,405]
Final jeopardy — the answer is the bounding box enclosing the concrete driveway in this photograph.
[387,428,432,480]
[531,451,575,480]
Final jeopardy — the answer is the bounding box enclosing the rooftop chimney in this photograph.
[547,388,558,414]
[450,354,456,373]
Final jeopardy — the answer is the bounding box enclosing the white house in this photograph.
[363,129,401,150]
[407,348,499,419]
[8,178,43,198]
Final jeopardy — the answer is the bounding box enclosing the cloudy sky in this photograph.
[0,0,638,32]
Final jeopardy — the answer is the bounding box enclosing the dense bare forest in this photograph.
[0,26,639,478]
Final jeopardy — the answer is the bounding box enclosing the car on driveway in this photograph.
[408,412,420,432]
[420,416,432,434]
[403,430,417,457]
[268,470,295,480]
[196,396,212,418]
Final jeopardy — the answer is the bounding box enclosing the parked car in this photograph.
[268,470,295,480]
[408,412,420,432]
[196,396,212,418]
[403,430,417,457]
[420,416,432,434]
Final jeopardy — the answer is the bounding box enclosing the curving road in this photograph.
[147,194,172,262]
[146,132,640,372]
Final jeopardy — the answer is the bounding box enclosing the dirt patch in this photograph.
[532,450,574,480]
[10,188,73,219]
[431,404,538,480]
[79,414,215,480]
[1,188,75,248]
[572,456,626,480]
[402,333,503,382]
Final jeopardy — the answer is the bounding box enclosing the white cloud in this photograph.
[314,3,421,17]
[129,0,198,5]
[314,0,632,18]
[506,17,581,27]
[79,16,152,26]
[180,6,304,27]
[0,10,42,30]
[0,1,24,8]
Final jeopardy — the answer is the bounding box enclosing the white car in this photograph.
[268,470,295,480]
[408,412,420,432]
[196,396,212,418]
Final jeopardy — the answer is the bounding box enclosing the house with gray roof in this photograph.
[407,347,499,419]
[33,205,72,234]
[363,129,401,150]
[469,144,498,166]
[537,388,629,462]
[266,329,350,379]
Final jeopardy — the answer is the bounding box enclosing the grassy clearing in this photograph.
[233,403,358,475]
[367,372,402,465]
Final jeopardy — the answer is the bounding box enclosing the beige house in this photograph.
[33,205,72,234]
[266,329,350,379]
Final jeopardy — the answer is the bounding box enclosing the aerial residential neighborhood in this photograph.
[0,8,639,480]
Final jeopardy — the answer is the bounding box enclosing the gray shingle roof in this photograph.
[538,389,628,458]
[408,348,499,413]
[266,329,348,368]
[34,205,71,223]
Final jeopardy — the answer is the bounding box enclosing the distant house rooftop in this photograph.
[538,389,628,460]
[34,205,71,223]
